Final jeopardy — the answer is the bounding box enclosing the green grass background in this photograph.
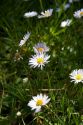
[0,0,83,124]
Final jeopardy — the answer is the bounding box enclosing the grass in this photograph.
[0,0,83,124]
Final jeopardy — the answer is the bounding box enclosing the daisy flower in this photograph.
[19,32,31,47]
[60,19,72,27]
[29,53,50,70]
[24,11,38,18]
[69,69,83,84]
[38,9,53,18]
[27,93,50,113]
[33,42,49,54]
[73,9,83,18]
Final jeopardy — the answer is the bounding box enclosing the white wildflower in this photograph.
[19,32,31,47]
[24,11,38,18]
[33,42,49,54]
[38,9,53,18]
[29,53,50,70]
[69,69,83,84]
[73,8,83,18]
[28,93,50,113]
[60,19,72,27]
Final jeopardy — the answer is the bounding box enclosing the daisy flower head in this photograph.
[33,42,49,54]
[19,32,31,47]
[69,69,83,84]
[27,93,50,113]
[29,53,50,70]
[24,11,38,18]
[73,9,83,18]
[60,19,72,27]
[38,9,53,18]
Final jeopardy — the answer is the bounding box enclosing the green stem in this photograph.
[45,105,63,124]
[22,118,26,125]
[39,0,43,10]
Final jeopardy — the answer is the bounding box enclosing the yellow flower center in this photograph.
[75,74,82,80]
[80,11,83,16]
[36,99,43,106]
[37,57,44,64]
[37,48,44,52]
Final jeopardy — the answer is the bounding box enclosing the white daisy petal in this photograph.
[35,106,41,113]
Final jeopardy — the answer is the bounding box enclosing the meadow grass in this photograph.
[0,0,83,125]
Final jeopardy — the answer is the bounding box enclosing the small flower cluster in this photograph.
[24,3,83,21]
[23,7,83,28]
[29,42,50,70]
[24,9,53,19]
[15,35,50,70]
